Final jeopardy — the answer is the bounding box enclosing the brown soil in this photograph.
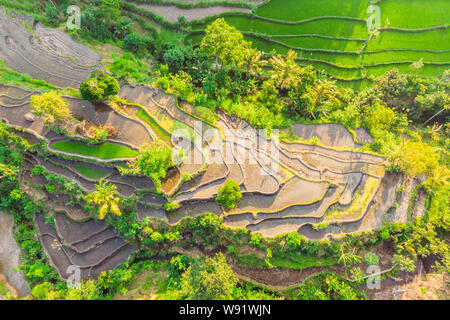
[134,3,251,23]
[290,123,362,149]
[229,260,344,291]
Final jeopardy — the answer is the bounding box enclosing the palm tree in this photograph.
[269,50,304,91]
[243,48,267,77]
[338,246,362,276]
[0,163,15,180]
[307,79,339,119]
[84,179,121,219]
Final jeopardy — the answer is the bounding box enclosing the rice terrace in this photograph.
[0,0,448,305]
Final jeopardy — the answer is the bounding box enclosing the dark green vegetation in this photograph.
[80,70,120,102]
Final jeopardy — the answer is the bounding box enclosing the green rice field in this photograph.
[73,164,109,179]
[185,0,450,85]
[52,141,139,160]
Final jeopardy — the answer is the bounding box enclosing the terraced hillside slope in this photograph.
[0,7,102,88]
[0,5,438,293]
[177,0,450,86]
[1,82,425,247]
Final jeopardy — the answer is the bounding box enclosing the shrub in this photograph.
[80,71,120,102]
[45,3,61,26]
[164,202,180,212]
[81,6,112,41]
[392,140,439,177]
[30,91,71,124]
[284,232,303,250]
[250,232,264,247]
[123,32,151,53]
[163,48,185,73]
[113,18,132,40]
[364,252,379,266]
[180,253,237,300]
[89,125,111,141]
[110,52,152,84]
[136,142,174,189]
[216,179,242,209]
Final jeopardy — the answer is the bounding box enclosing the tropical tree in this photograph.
[305,79,339,119]
[242,47,267,77]
[216,179,242,209]
[269,50,304,91]
[392,140,439,177]
[136,142,174,189]
[201,18,252,69]
[180,253,238,300]
[84,180,121,219]
[80,70,120,102]
[338,246,362,276]
[30,91,71,124]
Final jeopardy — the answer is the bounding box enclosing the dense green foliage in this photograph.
[79,70,120,102]
[180,253,237,300]
[30,91,72,125]
[216,179,242,209]
[285,272,366,300]
[136,143,174,189]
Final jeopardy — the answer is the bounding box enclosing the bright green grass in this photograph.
[248,36,363,67]
[172,119,195,140]
[192,106,219,125]
[271,253,338,270]
[136,108,172,142]
[364,63,449,78]
[335,79,372,91]
[363,50,450,64]
[193,16,368,39]
[271,35,365,52]
[0,281,9,297]
[303,61,362,80]
[367,29,450,51]
[185,33,204,46]
[256,0,450,29]
[0,0,42,17]
[379,0,450,29]
[188,33,364,80]
[256,0,366,21]
[52,141,139,159]
[186,1,449,79]
[73,164,109,179]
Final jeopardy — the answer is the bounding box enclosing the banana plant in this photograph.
[84,179,121,219]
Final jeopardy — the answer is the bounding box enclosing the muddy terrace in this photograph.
[0,8,428,283]
[1,77,428,280]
